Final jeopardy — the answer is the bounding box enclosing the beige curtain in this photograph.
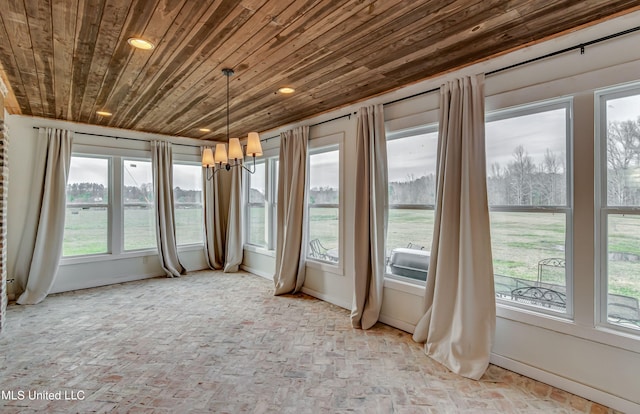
[351,105,388,329]
[151,140,186,278]
[412,74,495,380]
[273,126,309,295]
[223,166,243,272]
[15,127,73,305]
[202,148,226,270]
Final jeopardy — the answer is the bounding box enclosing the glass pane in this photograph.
[63,156,109,256]
[123,159,155,250]
[387,131,438,205]
[386,131,437,281]
[247,161,266,247]
[606,214,640,329]
[605,93,640,207]
[173,164,203,245]
[308,148,339,262]
[486,108,567,206]
[490,211,567,313]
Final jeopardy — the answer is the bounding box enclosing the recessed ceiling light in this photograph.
[127,37,155,50]
[278,87,295,94]
[199,128,211,132]
[96,110,112,117]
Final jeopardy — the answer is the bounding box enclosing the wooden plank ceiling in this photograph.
[0,0,638,141]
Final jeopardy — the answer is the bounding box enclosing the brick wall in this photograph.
[0,119,7,334]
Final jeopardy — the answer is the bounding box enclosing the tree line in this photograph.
[67,183,201,203]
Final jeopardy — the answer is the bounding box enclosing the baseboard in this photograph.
[490,353,639,413]
[378,314,416,334]
[240,265,272,281]
[49,272,161,294]
[300,286,351,310]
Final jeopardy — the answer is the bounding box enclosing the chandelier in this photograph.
[202,68,263,180]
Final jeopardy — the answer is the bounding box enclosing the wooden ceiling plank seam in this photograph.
[156,0,317,131]
[94,0,190,127]
[192,0,632,137]
[78,0,135,122]
[180,0,441,135]
[101,0,207,127]
[69,0,108,121]
[87,0,163,126]
[133,0,370,134]
[51,0,78,120]
[117,0,248,130]
[128,0,310,132]
[24,0,56,118]
[1,0,43,116]
[182,0,444,137]
[0,10,31,114]
[158,2,388,137]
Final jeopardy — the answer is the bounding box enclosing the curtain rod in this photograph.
[384,25,640,107]
[260,112,357,143]
[32,126,202,148]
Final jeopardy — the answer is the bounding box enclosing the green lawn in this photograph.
[63,206,203,256]
[64,206,640,305]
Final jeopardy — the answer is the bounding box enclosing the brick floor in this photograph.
[0,270,621,413]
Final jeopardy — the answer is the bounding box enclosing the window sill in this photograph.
[383,276,425,296]
[243,244,276,257]
[60,249,158,266]
[177,243,205,252]
[306,258,343,276]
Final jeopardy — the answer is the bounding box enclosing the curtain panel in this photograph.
[151,140,186,278]
[273,126,309,295]
[223,166,243,272]
[202,148,226,270]
[351,105,388,329]
[14,127,73,305]
[412,74,495,380]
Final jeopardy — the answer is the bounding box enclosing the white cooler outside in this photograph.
[388,248,430,281]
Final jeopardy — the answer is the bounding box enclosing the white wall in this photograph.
[6,115,214,296]
[243,11,640,412]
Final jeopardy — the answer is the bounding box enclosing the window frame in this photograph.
[306,133,344,275]
[172,160,205,247]
[595,82,640,334]
[384,123,438,286]
[63,153,113,258]
[486,98,575,318]
[244,149,279,252]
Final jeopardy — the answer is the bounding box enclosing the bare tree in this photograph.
[607,119,640,205]
[508,145,535,205]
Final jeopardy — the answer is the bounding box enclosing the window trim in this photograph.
[172,160,205,247]
[62,153,112,259]
[244,149,278,251]
[486,98,575,318]
[306,133,344,275]
[384,123,438,285]
[595,82,640,334]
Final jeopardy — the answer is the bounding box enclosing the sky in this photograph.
[68,158,202,190]
[66,94,640,191]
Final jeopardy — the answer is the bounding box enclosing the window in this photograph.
[123,159,155,251]
[486,100,572,315]
[247,160,267,247]
[307,143,340,264]
[245,156,278,249]
[597,85,640,331]
[385,126,438,283]
[173,163,204,245]
[63,156,110,256]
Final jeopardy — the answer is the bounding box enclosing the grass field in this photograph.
[66,206,640,304]
[63,207,203,256]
